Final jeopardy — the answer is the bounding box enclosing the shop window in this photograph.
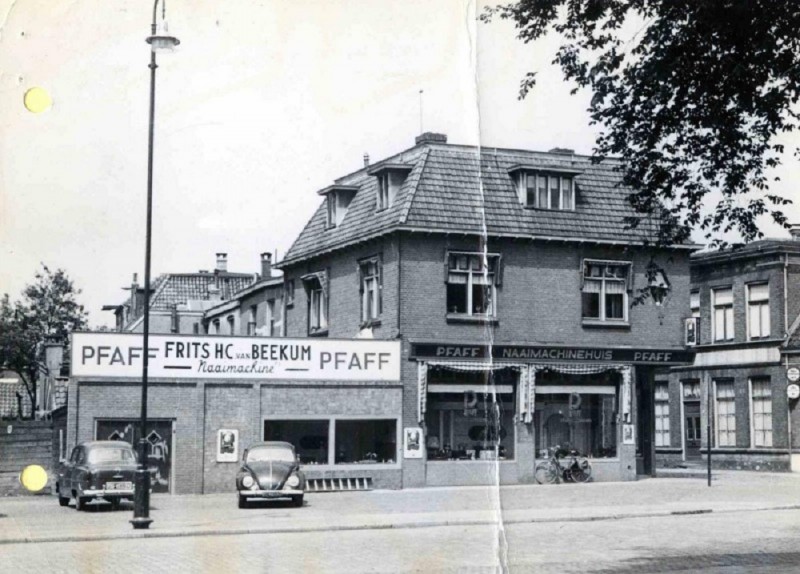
[747,283,770,340]
[750,378,773,447]
[715,380,736,447]
[654,383,670,447]
[535,391,617,459]
[334,420,396,464]
[425,369,516,461]
[359,256,382,325]
[581,260,630,322]
[264,420,329,465]
[446,252,500,317]
[712,287,734,341]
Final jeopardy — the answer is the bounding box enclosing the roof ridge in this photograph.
[399,147,431,225]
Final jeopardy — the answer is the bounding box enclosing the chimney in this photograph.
[260,252,272,279]
[790,224,800,240]
[215,253,228,272]
[415,132,447,145]
[208,284,221,302]
[363,153,370,167]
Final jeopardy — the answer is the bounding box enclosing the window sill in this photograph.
[581,319,630,329]
[446,313,498,325]
[360,319,382,329]
[308,329,329,337]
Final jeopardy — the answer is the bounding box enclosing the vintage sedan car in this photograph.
[236,441,305,508]
[55,441,137,511]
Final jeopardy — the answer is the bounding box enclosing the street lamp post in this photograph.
[131,0,179,530]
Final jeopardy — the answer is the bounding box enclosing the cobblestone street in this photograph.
[1,472,799,572]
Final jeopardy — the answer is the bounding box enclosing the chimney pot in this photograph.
[789,224,800,240]
[260,252,272,279]
[363,153,370,167]
[215,253,228,272]
[415,132,447,145]
[132,273,138,284]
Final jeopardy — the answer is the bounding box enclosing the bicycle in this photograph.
[534,446,592,484]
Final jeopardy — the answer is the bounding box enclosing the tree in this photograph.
[482,1,800,249]
[0,265,88,416]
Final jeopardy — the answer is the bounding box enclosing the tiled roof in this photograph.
[149,272,255,311]
[281,142,666,265]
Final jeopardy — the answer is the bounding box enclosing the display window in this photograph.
[425,368,516,461]
[334,420,397,464]
[264,420,329,465]
[534,371,619,459]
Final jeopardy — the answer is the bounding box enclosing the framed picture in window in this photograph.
[404,427,423,459]
[685,317,699,346]
[217,429,239,462]
[622,424,635,445]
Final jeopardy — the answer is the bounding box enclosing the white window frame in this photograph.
[746,283,770,340]
[711,287,734,342]
[266,299,276,337]
[307,279,328,333]
[581,259,631,322]
[714,380,736,447]
[654,382,670,448]
[516,172,575,210]
[326,194,337,228]
[359,256,382,324]
[446,251,500,317]
[749,377,773,448]
[690,290,700,318]
[247,305,257,336]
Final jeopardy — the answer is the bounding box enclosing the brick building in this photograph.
[67,133,695,493]
[274,132,694,487]
[659,234,800,472]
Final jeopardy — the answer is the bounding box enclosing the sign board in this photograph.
[788,384,800,400]
[403,427,423,459]
[410,343,694,365]
[787,367,800,383]
[71,332,401,382]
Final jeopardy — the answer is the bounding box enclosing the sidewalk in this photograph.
[1,470,798,545]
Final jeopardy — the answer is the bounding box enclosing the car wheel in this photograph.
[238,494,248,509]
[75,494,86,511]
[57,483,69,507]
[292,495,304,508]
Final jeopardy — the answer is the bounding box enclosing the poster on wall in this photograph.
[622,424,635,445]
[217,429,239,462]
[404,427,423,459]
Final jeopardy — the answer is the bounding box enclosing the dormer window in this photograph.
[507,165,581,211]
[318,184,359,228]
[368,163,413,211]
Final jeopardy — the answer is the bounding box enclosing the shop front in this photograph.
[411,342,693,485]
[68,332,403,494]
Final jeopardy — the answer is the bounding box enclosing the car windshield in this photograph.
[87,447,136,464]
[246,446,295,463]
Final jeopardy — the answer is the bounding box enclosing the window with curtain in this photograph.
[582,261,629,322]
[712,287,734,341]
[655,383,670,447]
[446,252,499,316]
[751,378,772,447]
[715,380,736,447]
[359,256,382,324]
[747,283,770,340]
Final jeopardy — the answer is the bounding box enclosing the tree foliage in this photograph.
[482,0,800,248]
[0,265,88,415]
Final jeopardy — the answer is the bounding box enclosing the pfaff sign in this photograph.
[71,332,401,381]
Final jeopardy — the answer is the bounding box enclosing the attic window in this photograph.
[318,185,359,228]
[507,165,581,211]
[368,163,413,211]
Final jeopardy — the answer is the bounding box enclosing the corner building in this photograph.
[276,133,694,487]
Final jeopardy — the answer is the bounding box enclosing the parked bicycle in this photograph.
[534,446,592,484]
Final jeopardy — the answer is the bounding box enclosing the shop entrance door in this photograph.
[95,419,174,493]
[683,403,701,459]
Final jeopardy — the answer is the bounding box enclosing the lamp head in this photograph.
[146,34,180,52]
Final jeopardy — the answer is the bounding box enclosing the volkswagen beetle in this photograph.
[236,441,305,508]
[55,441,137,511]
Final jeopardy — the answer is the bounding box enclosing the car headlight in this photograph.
[285,474,300,488]
[242,475,254,488]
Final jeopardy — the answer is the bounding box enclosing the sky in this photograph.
[1,0,798,327]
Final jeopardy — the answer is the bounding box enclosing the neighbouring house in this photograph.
[661,231,800,472]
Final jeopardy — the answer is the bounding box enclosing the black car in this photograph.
[55,441,137,510]
[236,441,305,508]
